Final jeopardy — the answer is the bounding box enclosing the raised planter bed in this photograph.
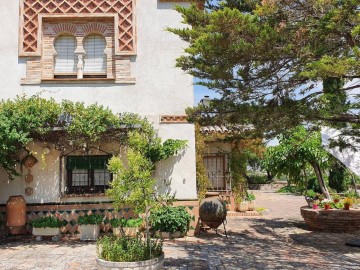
[301,206,360,232]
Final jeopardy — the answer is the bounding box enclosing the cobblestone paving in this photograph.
[1,190,360,269]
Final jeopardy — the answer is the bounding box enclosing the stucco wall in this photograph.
[0,0,197,203]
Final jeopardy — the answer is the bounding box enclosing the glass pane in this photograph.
[72,169,88,186]
[94,169,111,186]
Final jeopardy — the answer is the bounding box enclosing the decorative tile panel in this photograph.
[160,115,188,124]
[20,0,135,56]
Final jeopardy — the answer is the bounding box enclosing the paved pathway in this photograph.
[1,190,360,269]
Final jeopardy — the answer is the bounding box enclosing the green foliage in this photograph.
[247,174,268,184]
[78,214,103,225]
[305,189,317,199]
[330,201,344,209]
[263,126,331,198]
[0,95,60,177]
[246,192,256,201]
[230,148,248,202]
[307,177,322,193]
[328,162,347,193]
[170,1,360,144]
[97,235,163,262]
[110,218,143,228]
[30,216,66,228]
[195,124,211,199]
[149,206,191,233]
[276,186,303,195]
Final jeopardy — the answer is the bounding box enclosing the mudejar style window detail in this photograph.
[54,35,77,77]
[66,156,112,195]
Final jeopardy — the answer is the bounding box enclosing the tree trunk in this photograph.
[311,162,331,200]
[266,170,274,182]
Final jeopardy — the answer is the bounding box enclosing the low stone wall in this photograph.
[248,182,287,191]
[0,200,199,237]
[301,206,360,232]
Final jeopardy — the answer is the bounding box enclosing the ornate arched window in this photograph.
[54,35,77,75]
[83,34,107,75]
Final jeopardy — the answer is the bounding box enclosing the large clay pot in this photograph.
[6,195,26,234]
[199,195,227,229]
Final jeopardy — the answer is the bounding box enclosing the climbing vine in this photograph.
[0,94,187,179]
[195,124,211,200]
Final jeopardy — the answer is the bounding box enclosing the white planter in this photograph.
[248,200,256,211]
[32,227,60,236]
[79,224,100,241]
[237,201,249,212]
[96,253,164,270]
[113,227,139,237]
[158,231,185,239]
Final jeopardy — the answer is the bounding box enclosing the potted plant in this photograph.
[312,200,320,210]
[97,235,164,270]
[322,199,331,210]
[343,197,353,210]
[78,214,103,241]
[236,197,249,212]
[316,193,325,202]
[246,192,256,210]
[110,217,143,237]
[30,216,65,241]
[150,206,191,239]
[333,194,341,203]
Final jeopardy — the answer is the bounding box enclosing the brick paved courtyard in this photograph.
[1,190,360,269]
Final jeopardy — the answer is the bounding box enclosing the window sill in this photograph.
[41,78,115,84]
[61,193,106,198]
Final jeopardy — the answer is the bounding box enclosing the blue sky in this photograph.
[193,79,220,106]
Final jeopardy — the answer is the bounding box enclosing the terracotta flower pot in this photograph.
[334,199,340,203]
[324,204,330,210]
[344,203,350,210]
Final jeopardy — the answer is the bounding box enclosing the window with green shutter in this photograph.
[66,155,112,194]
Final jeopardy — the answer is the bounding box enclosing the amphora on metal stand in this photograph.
[198,192,228,237]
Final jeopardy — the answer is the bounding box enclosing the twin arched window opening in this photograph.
[54,34,107,78]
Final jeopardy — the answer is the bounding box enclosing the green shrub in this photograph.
[329,165,347,193]
[150,206,191,233]
[248,174,269,184]
[307,177,322,193]
[276,186,303,194]
[78,214,103,225]
[110,218,143,228]
[246,192,256,201]
[97,235,163,262]
[30,216,66,228]
[305,189,317,198]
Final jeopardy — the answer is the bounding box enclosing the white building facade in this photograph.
[0,0,197,228]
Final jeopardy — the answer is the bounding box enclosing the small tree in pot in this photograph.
[98,120,187,269]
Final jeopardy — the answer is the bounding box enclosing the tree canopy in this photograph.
[170,0,360,142]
